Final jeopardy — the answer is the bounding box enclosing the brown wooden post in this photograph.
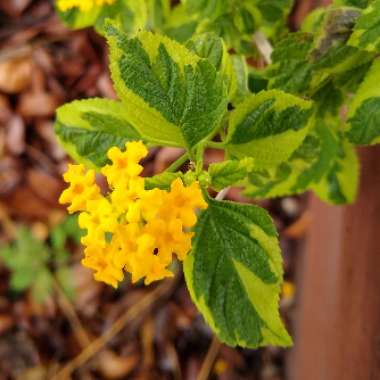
[291,0,331,28]
[290,146,380,380]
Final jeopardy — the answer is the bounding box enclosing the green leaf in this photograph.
[10,270,37,292]
[267,32,314,94]
[267,10,373,97]
[312,136,359,204]
[333,59,372,93]
[163,3,198,42]
[301,8,327,33]
[333,0,369,7]
[50,226,66,251]
[145,0,171,30]
[186,33,249,103]
[225,90,313,168]
[144,172,182,190]
[230,55,250,104]
[0,228,49,271]
[346,59,380,145]
[0,228,50,294]
[309,6,361,63]
[31,269,53,304]
[248,69,269,93]
[348,0,380,53]
[184,0,292,54]
[185,33,233,97]
[184,0,225,17]
[184,199,291,348]
[187,0,293,30]
[56,267,76,301]
[255,0,294,24]
[307,6,371,82]
[292,125,340,192]
[55,98,141,168]
[106,25,228,149]
[57,215,83,244]
[312,81,344,119]
[208,158,254,191]
[243,123,339,198]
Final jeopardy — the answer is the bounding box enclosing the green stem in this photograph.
[195,142,206,175]
[166,153,189,172]
[207,141,226,149]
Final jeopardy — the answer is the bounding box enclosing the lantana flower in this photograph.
[59,141,208,288]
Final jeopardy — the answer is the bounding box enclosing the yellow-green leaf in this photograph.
[184,199,291,348]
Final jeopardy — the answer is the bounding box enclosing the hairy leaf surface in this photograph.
[226,90,313,168]
[106,25,228,149]
[312,137,359,204]
[348,0,380,52]
[184,199,291,348]
[268,8,373,97]
[347,59,380,145]
[55,98,141,168]
[208,158,254,191]
[243,124,339,199]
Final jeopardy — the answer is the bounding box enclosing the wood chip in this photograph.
[0,56,33,94]
[17,91,60,118]
[6,115,25,155]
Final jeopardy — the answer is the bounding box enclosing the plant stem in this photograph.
[166,153,189,172]
[53,279,92,349]
[196,335,222,380]
[207,141,225,149]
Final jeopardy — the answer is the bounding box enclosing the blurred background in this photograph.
[0,1,378,380]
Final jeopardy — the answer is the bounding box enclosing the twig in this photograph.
[0,13,53,40]
[166,343,183,380]
[166,152,189,173]
[215,187,230,201]
[52,278,176,379]
[253,31,273,65]
[196,335,222,380]
[0,35,73,63]
[53,279,91,348]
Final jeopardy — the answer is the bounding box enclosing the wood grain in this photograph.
[290,146,380,380]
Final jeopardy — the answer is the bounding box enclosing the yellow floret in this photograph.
[112,223,141,269]
[59,141,208,288]
[140,188,167,221]
[143,255,174,285]
[102,141,148,188]
[57,0,116,12]
[59,164,100,213]
[82,245,123,288]
[111,177,145,213]
[143,218,193,262]
[165,178,208,227]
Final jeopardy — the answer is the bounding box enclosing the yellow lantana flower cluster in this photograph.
[59,141,208,288]
[57,0,116,12]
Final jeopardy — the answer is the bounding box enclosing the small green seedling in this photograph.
[0,217,82,303]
